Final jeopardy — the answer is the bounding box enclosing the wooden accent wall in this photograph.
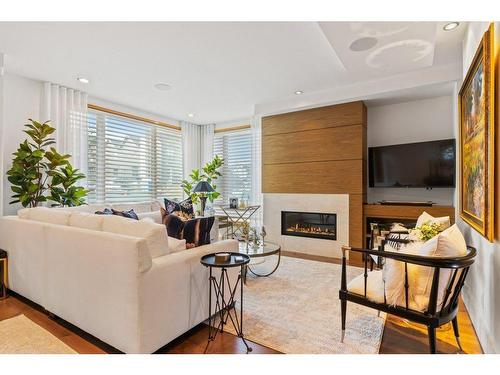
[262,101,367,260]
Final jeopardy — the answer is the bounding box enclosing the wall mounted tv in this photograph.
[368,139,456,188]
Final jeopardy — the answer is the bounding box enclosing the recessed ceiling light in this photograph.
[77,77,90,84]
[154,83,172,91]
[443,22,460,31]
[187,113,194,118]
[349,37,378,52]
[295,90,304,95]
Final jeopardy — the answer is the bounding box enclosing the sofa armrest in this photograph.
[138,239,239,353]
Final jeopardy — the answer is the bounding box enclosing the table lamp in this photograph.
[193,181,215,216]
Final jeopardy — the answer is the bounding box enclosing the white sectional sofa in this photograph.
[0,203,238,353]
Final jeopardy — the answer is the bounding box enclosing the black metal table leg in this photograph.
[201,253,252,354]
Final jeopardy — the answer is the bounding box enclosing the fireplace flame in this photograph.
[286,223,336,236]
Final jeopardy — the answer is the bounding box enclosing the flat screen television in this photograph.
[368,139,456,188]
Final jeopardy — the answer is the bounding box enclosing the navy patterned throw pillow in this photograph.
[95,208,139,220]
[160,207,214,247]
[164,197,194,218]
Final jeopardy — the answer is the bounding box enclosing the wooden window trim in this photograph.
[88,104,181,131]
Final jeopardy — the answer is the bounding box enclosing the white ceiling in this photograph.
[0,22,466,123]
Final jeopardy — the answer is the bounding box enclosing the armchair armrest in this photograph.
[341,245,476,269]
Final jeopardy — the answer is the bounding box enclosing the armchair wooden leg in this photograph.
[340,299,346,343]
[427,326,437,354]
[452,317,463,352]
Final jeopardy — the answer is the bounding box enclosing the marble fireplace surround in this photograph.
[263,193,349,258]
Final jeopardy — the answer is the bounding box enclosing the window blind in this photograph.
[87,109,183,204]
[213,130,253,206]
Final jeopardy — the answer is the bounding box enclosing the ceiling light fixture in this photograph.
[295,90,304,95]
[77,77,90,84]
[154,83,172,91]
[443,22,460,31]
[349,37,378,52]
[187,113,194,118]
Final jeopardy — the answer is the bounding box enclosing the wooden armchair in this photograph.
[339,238,476,353]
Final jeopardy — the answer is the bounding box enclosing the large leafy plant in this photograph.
[7,119,88,207]
[181,155,224,205]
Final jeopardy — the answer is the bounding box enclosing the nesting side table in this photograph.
[200,252,251,353]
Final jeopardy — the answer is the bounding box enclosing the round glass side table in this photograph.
[238,241,281,283]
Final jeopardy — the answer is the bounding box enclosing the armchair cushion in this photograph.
[348,270,385,304]
[349,269,423,311]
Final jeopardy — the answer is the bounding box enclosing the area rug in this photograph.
[0,314,76,354]
[225,256,386,354]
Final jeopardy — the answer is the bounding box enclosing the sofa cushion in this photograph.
[101,215,169,258]
[137,211,162,224]
[168,236,187,253]
[416,211,451,230]
[17,207,71,226]
[68,212,104,231]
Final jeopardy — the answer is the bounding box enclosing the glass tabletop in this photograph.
[238,241,281,258]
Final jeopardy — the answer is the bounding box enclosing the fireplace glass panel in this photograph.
[281,211,337,240]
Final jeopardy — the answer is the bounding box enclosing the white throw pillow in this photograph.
[19,207,71,226]
[68,212,104,231]
[101,215,169,258]
[383,242,421,308]
[168,236,187,253]
[409,224,467,311]
[416,211,451,230]
[137,211,162,224]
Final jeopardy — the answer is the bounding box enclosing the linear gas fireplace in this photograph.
[281,211,337,240]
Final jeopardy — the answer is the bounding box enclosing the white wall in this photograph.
[89,96,180,127]
[367,96,456,205]
[459,22,500,354]
[1,73,43,216]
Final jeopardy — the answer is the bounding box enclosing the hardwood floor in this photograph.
[0,254,483,355]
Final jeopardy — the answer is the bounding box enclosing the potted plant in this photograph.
[7,119,88,208]
[181,155,224,214]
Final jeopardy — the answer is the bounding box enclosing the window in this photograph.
[213,130,253,205]
[87,108,183,203]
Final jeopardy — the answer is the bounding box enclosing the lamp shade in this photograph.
[193,181,215,193]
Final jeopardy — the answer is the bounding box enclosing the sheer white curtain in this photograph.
[181,121,201,179]
[250,116,263,228]
[182,122,216,178]
[200,124,214,167]
[40,82,88,176]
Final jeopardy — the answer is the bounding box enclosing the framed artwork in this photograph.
[459,23,495,241]
[229,197,238,209]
